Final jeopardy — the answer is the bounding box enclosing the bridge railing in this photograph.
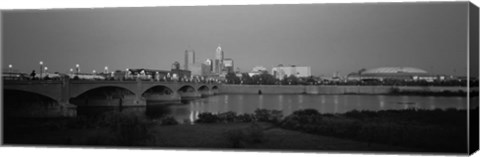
[3,79,63,84]
[4,75,222,85]
[69,77,220,84]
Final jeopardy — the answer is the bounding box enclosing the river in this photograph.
[77,94,477,124]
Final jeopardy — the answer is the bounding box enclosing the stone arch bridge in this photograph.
[3,79,220,117]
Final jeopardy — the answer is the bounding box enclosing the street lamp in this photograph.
[75,64,80,77]
[125,68,129,79]
[44,67,48,78]
[105,66,108,73]
[8,64,12,73]
[39,61,44,79]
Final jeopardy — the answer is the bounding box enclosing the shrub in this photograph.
[281,109,323,130]
[217,111,237,123]
[254,109,283,123]
[236,113,255,122]
[344,110,378,120]
[195,112,219,123]
[292,109,320,116]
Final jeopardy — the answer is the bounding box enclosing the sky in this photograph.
[2,2,472,76]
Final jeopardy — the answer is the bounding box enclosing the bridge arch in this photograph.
[3,85,62,103]
[4,89,59,104]
[142,85,174,97]
[212,85,219,94]
[70,86,136,107]
[70,84,137,98]
[73,86,135,98]
[3,89,63,117]
[198,85,209,92]
[177,85,197,93]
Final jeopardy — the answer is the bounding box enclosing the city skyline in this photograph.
[2,2,473,76]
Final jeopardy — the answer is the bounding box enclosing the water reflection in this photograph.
[333,95,339,113]
[237,95,244,114]
[223,95,229,113]
[77,94,470,124]
[278,95,284,111]
[378,95,385,110]
[259,95,264,109]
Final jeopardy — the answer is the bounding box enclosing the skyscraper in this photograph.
[223,58,234,73]
[214,45,224,73]
[184,50,195,70]
[205,59,213,72]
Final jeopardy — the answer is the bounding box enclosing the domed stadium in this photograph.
[347,67,441,82]
[363,67,428,74]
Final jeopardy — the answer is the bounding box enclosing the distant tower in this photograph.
[184,50,195,70]
[214,45,224,73]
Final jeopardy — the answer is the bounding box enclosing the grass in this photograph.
[4,107,472,153]
[279,108,470,153]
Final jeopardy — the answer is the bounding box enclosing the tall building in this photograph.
[184,50,195,70]
[215,45,224,61]
[189,63,212,77]
[272,65,311,79]
[205,59,213,72]
[223,58,234,73]
[189,63,203,76]
[213,45,224,73]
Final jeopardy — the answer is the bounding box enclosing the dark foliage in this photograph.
[236,113,256,122]
[279,108,468,153]
[195,112,219,123]
[254,109,283,123]
[98,112,155,146]
[217,111,237,123]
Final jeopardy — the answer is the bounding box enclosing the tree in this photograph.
[287,75,299,85]
[226,72,240,84]
[241,73,252,84]
[251,72,276,85]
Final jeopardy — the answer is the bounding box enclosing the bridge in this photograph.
[3,78,220,117]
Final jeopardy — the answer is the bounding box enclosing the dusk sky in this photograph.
[2,2,471,76]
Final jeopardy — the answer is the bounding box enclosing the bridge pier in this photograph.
[133,95,147,107]
[200,90,214,97]
[58,101,77,117]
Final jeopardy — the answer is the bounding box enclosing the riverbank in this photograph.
[3,118,414,153]
[219,84,476,96]
[4,107,474,154]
